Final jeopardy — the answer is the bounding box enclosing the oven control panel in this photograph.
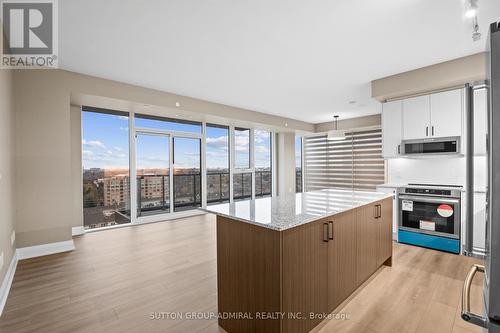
[405,188,452,196]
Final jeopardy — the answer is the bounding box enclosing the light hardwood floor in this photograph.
[0,214,485,333]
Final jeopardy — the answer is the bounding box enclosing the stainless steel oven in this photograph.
[398,184,462,254]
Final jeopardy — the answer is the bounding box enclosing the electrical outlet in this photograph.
[11,230,15,246]
[0,252,4,271]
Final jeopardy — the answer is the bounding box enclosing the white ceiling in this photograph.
[59,0,500,124]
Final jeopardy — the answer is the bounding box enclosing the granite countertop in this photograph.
[200,189,393,231]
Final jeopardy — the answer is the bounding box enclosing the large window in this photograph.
[254,130,272,197]
[82,108,131,229]
[303,128,384,191]
[295,136,302,193]
[234,127,250,169]
[82,107,276,226]
[206,124,230,205]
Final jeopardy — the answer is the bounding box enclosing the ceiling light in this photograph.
[285,122,288,127]
[465,0,478,17]
[348,100,356,105]
[175,102,181,107]
[143,104,150,108]
[465,8,477,18]
[327,115,346,141]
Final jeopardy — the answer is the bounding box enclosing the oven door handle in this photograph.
[461,264,488,328]
[399,195,460,205]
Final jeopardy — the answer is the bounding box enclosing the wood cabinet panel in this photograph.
[377,198,393,267]
[327,210,357,311]
[217,217,282,333]
[282,219,328,333]
[356,202,378,285]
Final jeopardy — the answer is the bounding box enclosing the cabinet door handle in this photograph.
[397,144,401,154]
[431,126,434,136]
[378,205,382,218]
[323,223,329,242]
[328,221,334,240]
[374,205,378,219]
[426,126,429,137]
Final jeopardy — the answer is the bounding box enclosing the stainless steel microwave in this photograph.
[400,136,461,156]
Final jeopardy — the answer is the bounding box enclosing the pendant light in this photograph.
[327,115,346,140]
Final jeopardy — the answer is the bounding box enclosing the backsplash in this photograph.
[386,156,486,189]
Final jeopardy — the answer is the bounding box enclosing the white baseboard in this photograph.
[0,252,18,316]
[16,240,75,260]
[72,226,85,236]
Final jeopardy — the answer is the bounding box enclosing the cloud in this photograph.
[254,130,270,144]
[206,136,228,148]
[234,134,249,152]
[82,139,107,149]
[138,156,168,163]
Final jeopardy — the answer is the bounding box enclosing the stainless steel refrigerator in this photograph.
[461,21,500,332]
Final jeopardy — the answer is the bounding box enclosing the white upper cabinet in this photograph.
[474,88,487,156]
[381,87,473,159]
[382,100,402,158]
[430,89,463,138]
[402,95,430,140]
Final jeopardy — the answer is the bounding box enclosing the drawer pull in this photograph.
[323,223,329,242]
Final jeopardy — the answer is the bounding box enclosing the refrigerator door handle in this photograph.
[461,264,488,328]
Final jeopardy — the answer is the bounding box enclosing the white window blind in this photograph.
[304,128,384,191]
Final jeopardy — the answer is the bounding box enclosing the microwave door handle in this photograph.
[461,264,488,328]
[398,195,460,205]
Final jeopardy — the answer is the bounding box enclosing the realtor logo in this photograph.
[1,0,58,68]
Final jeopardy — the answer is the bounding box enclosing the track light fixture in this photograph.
[466,0,481,42]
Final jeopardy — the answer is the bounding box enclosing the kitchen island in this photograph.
[202,189,393,333]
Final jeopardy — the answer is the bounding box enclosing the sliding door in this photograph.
[136,133,170,216]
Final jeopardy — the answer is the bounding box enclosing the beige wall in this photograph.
[315,114,381,133]
[70,106,83,229]
[12,69,315,247]
[0,69,16,282]
[371,52,486,102]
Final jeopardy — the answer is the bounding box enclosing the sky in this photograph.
[295,136,302,168]
[82,111,273,171]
